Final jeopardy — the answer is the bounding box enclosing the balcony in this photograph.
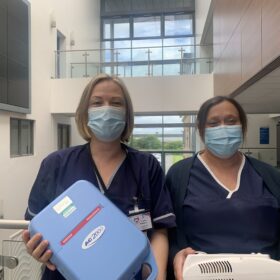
[54,44,213,79]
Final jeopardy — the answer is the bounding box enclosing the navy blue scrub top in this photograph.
[183,155,280,259]
[25,143,175,228]
[25,143,175,280]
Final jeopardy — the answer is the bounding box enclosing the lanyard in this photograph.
[91,158,108,194]
[91,151,143,200]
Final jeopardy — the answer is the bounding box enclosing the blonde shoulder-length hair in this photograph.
[75,73,134,142]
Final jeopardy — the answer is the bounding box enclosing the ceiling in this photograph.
[234,66,280,114]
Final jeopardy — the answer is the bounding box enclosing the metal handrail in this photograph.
[54,43,213,54]
[0,220,30,275]
[0,220,29,230]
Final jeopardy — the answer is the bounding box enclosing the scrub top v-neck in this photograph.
[25,143,176,230]
[182,154,280,259]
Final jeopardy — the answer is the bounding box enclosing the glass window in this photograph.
[164,14,193,36]
[163,127,184,150]
[114,40,131,62]
[163,46,181,60]
[134,115,163,125]
[20,120,33,154]
[113,18,130,39]
[131,65,149,77]
[103,66,113,76]
[132,39,162,48]
[103,20,111,39]
[132,127,163,150]
[101,11,197,77]
[131,114,197,172]
[58,124,70,150]
[10,118,34,157]
[150,64,163,76]
[163,63,180,75]
[0,0,30,113]
[163,115,184,124]
[133,16,161,38]
[103,18,130,40]
[163,45,194,60]
[132,39,162,61]
[102,41,112,62]
[163,37,194,46]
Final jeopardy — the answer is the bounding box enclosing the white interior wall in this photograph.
[51,0,101,78]
[0,0,100,245]
[243,114,278,166]
[195,0,211,43]
[48,0,100,49]
[51,74,214,115]
[194,0,213,74]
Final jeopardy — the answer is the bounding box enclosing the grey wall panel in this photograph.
[0,0,30,112]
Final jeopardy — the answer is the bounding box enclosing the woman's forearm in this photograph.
[151,228,169,280]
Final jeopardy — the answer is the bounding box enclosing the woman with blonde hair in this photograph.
[23,74,176,280]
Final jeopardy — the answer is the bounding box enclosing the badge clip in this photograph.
[128,197,152,231]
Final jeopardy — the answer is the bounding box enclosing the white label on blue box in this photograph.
[53,196,73,214]
[62,204,77,218]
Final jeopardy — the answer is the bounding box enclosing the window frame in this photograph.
[57,123,71,150]
[101,12,195,42]
[130,113,197,172]
[10,117,34,157]
[100,12,195,77]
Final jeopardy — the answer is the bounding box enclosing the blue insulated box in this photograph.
[29,180,157,280]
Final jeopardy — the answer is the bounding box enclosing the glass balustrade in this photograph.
[54,44,213,79]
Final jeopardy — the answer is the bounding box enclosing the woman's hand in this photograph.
[22,229,56,271]
[173,247,196,280]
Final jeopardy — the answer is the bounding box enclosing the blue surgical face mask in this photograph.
[204,125,243,158]
[87,106,126,142]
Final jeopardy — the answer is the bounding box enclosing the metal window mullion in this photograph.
[130,16,133,39]
[134,123,196,128]
[26,121,29,154]
[161,37,164,76]
[161,115,165,170]
[58,124,61,149]
[130,16,133,77]
[130,39,132,77]
[67,125,70,147]
[161,115,164,151]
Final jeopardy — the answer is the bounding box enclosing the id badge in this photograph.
[128,210,153,232]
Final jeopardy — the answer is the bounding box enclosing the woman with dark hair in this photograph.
[166,96,280,280]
